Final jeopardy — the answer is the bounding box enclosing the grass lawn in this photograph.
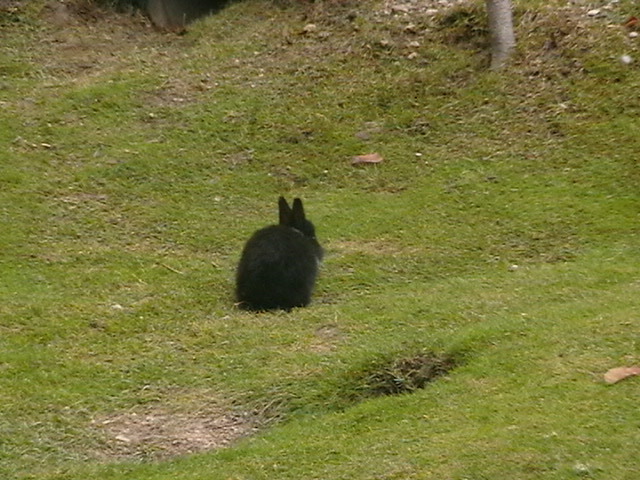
[1,0,639,478]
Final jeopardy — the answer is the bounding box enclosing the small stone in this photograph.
[573,462,591,476]
[302,23,317,34]
[586,9,600,17]
[404,23,417,33]
[508,264,519,272]
[620,54,633,64]
[629,32,638,38]
[391,4,410,14]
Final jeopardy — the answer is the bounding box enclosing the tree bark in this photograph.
[486,0,516,70]
[145,0,224,31]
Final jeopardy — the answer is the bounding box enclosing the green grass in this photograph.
[1,0,639,478]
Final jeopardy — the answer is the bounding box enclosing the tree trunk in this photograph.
[145,0,225,31]
[486,0,515,70]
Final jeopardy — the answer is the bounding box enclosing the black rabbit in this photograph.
[235,197,323,311]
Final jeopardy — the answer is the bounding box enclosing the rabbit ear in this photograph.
[292,198,306,224]
[279,196,292,225]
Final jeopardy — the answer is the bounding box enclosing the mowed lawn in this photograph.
[1,0,639,479]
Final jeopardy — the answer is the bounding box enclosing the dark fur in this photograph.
[235,197,323,311]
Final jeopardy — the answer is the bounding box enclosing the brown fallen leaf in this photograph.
[622,16,638,29]
[604,366,640,384]
[351,153,384,165]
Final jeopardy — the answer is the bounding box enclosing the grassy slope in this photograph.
[1,0,639,478]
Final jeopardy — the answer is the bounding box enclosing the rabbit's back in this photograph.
[236,225,321,311]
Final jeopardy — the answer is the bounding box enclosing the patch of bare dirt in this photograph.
[40,0,145,27]
[94,407,258,459]
[379,0,466,17]
[0,0,21,11]
[332,239,423,257]
[33,1,169,85]
[309,323,343,352]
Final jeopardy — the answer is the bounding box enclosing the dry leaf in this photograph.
[623,16,638,29]
[604,366,640,384]
[351,153,384,165]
